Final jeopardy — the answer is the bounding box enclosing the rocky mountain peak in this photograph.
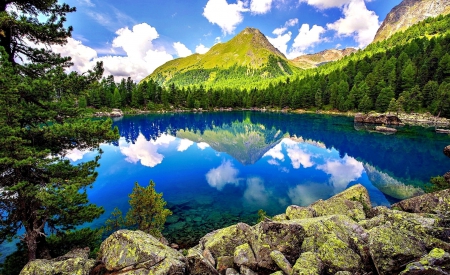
[374,0,450,43]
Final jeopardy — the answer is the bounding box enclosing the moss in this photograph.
[292,252,323,275]
[234,243,256,267]
[317,233,362,273]
[269,250,292,275]
[428,248,446,259]
[285,205,314,220]
[201,223,251,258]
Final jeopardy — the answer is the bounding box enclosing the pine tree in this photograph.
[0,1,119,262]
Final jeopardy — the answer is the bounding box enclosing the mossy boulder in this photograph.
[200,223,253,259]
[216,256,234,274]
[291,252,323,275]
[309,184,371,221]
[400,248,450,274]
[97,230,186,274]
[234,243,257,269]
[186,247,219,275]
[250,220,305,271]
[392,189,450,215]
[285,205,314,220]
[368,225,427,274]
[269,250,292,275]
[317,233,363,274]
[20,248,95,275]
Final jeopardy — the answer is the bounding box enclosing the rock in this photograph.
[269,271,284,275]
[368,225,427,274]
[240,265,258,275]
[392,189,450,215]
[400,248,450,274]
[317,233,362,274]
[309,184,371,221]
[20,248,95,275]
[269,250,292,275]
[233,243,257,269]
[225,268,239,275]
[98,230,186,274]
[436,129,450,134]
[445,146,450,158]
[187,247,219,275]
[251,220,305,271]
[292,252,323,275]
[216,256,234,274]
[335,272,352,275]
[285,205,314,220]
[200,223,253,259]
[354,113,403,125]
[272,214,288,221]
[375,126,397,133]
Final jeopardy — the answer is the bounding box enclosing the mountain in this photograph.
[374,0,450,43]
[142,27,301,89]
[290,48,357,69]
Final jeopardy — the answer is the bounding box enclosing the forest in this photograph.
[81,14,450,117]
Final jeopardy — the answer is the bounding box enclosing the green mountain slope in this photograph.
[142,27,302,89]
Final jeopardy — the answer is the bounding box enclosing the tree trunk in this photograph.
[25,229,38,261]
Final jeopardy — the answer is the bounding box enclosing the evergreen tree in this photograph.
[112,88,122,108]
[376,87,395,113]
[0,1,119,262]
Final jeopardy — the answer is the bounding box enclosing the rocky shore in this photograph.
[20,184,450,275]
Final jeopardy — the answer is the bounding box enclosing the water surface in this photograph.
[68,112,450,246]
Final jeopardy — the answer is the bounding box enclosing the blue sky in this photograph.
[48,0,402,81]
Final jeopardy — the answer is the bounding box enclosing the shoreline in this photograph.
[92,107,450,128]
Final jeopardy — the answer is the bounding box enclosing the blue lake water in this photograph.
[67,111,450,247]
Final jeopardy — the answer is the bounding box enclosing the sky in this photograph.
[48,0,403,81]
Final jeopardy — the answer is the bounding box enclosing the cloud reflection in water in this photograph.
[205,160,240,190]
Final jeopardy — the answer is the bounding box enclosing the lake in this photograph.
[69,111,450,247]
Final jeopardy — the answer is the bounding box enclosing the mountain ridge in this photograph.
[290,48,357,69]
[374,0,450,42]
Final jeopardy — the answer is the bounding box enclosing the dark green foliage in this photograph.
[257,209,270,223]
[426,176,450,193]
[125,181,172,238]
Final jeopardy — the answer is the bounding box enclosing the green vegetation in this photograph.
[0,0,119,263]
[104,181,172,238]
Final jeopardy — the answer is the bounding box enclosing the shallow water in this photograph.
[68,111,450,247]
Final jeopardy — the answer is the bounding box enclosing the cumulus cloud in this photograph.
[197,142,210,150]
[326,0,379,47]
[267,31,292,56]
[263,143,285,161]
[203,0,249,34]
[195,44,210,54]
[63,148,91,162]
[317,155,364,191]
[288,183,328,206]
[119,134,176,168]
[300,0,351,9]
[291,23,326,54]
[287,143,314,169]
[51,23,174,81]
[250,0,273,14]
[205,160,240,190]
[173,42,193,57]
[177,139,194,152]
[243,177,269,208]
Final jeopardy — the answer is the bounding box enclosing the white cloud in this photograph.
[205,160,240,190]
[52,23,174,81]
[203,0,249,34]
[77,0,95,7]
[267,31,292,56]
[250,0,273,14]
[195,44,210,54]
[63,148,91,162]
[51,38,98,73]
[317,155,364,191]
[291,23,326,53]
[263,143,285,161]
[119,134,176,168]
[287,144,314,169]
[197,142,210,150]
[272,27,287,36]
[286,18,299,27]
[326,0,379,47]
[300,0,351,9]
[243,177,269,208]
[177,139,194,152]
[173,42,193,58]
[288,183,328,206]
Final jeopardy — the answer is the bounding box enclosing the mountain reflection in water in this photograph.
[67,112,449,247]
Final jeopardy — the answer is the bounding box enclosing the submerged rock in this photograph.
[354,113,403,125]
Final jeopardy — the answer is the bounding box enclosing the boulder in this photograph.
[285,205,314,220]
[392,189,450,215]
[375,126,397,133]
[186,247,219,275]
[444,146,450,158]
[216,256,234,274]
[251,220,305,271]
[234,243,257,269]
[400,248,450,274]
[291,252,323,275]
[368,225,427,274]
[354,113,403,125]
[269,250,292,275]
[97,230,186,275]
[309,184,371,221]
[20,248,95,275]
[200,223,253,259]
